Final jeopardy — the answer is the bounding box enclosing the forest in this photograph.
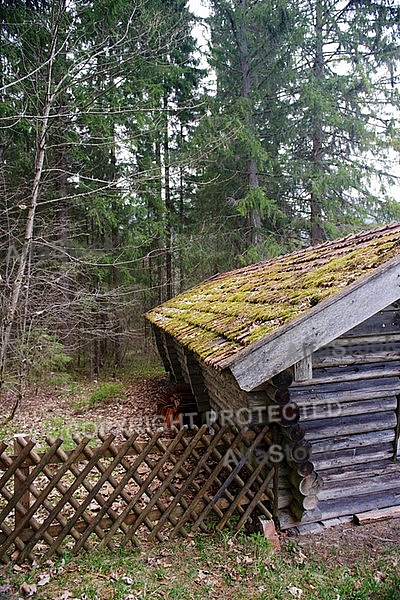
[1,0,400,389]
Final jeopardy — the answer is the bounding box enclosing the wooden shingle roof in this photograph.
[146,222,400,390]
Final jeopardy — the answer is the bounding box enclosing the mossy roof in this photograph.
[146,222,400,369]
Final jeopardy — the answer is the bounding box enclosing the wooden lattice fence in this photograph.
[0,423,276,563]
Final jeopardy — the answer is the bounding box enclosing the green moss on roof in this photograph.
[146,223,400,366]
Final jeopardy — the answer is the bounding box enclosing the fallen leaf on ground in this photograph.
[287,584,303,598]
[20,581,37,597]
[37,572,51,586]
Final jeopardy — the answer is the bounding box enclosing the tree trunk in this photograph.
[0,10,61,391]
[235,0,262,248]
[163,91,174,300]
[310,0,326,245]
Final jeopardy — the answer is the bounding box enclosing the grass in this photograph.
[71,381,125,412]
[88,381,124,404]
[1,530,399,599]
[41,415,97,449]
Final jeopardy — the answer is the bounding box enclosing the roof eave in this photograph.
[219,255,400,392]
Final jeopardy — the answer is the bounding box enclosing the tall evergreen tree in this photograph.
[285,0,400,242]
[196,0,296,263]
[202,0,400,250]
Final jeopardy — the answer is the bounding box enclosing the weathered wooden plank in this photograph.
[318,459,400,483]
[313,345,400,369]
[299,396,397,421]
[313,359,400,378]
[291,376,400,400]
[291,360,400,387]
[345,309,400,337]
[322,333,400,347]
[280,484,400,528]
[312,442,394,471]
[223,257,400,391]
[316,489,400,522]
[311,429,395,454]
[354,506,400,525]
[318,471,400,501]
[302,411,397,441]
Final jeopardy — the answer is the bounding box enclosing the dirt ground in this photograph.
[297,518,400,568]
[0,375,169,444]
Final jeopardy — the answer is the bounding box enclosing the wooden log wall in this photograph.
[282,301,400,530]
[155,330,185,383]
[200,363,253,417]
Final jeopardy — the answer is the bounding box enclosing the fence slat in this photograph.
[1,437,64,556]
[19,434,116,561]
[74,430,163,553]
[122,426,205,546]
[45,433,132,559]
[176,426,251,535]
[150,425,229,540]
[217,441,274,530]
[97,428,168,549]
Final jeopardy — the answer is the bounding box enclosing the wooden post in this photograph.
[293,355,313,382]
[272,425,280,520]
[14,435,30,531]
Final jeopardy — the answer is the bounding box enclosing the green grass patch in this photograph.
[88,381,124,404]
[0,420,17,445]
[2,529,398,600]
[47,372,74,386]
[70,381,124,412]
[42,415,97,449]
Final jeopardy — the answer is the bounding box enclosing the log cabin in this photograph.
[146,222,400,532]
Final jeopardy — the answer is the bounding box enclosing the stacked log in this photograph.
[265,370,323,521]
